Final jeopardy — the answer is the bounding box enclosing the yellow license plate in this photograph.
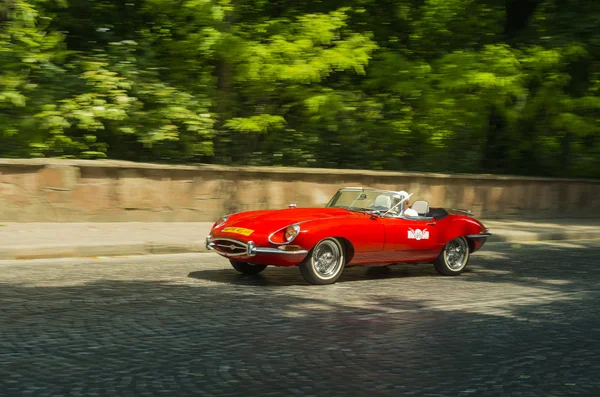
[222,227,254,236]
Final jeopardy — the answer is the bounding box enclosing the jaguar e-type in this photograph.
[206,187,491,285]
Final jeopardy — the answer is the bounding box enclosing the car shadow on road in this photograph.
[187,239,600,293]
[187,263,444,286]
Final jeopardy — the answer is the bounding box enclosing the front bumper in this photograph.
[206,236,309,257]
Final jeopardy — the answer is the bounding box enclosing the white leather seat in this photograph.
[411,200,429,216]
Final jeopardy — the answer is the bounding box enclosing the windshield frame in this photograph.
[325,187,408,217]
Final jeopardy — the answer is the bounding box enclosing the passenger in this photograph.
[398,190,419,217]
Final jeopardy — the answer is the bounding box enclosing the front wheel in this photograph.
[434,236,470,276]
[230,260,267,275]
[299,238,345,285]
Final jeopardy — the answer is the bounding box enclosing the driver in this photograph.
[398,190,419,217]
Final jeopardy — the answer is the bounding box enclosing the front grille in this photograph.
[213,239,247,256]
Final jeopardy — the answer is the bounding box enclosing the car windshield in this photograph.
[326,188,405,215]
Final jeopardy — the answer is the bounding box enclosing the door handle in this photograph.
[427,222,436,226]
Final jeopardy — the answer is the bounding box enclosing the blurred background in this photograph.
[1,0,599,178]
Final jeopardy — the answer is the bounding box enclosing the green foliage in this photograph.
[0,0,599,177]
[0,0,66,156]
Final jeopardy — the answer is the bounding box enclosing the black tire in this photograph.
[434,236,470,276]
[299,238,345,285]
[230,260,267,275]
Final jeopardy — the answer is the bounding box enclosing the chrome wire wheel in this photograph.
[444,237,468,270]
[434,236,470,276]
[299,238,346,285]
[312,239,343,279]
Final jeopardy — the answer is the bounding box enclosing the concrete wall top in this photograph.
[2,158,599,222]
[1,158,598,183]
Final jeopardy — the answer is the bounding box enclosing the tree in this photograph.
[0,0,598,178]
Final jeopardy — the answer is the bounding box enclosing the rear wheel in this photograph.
[299,238,345,285]
[230,260,267,275]
[434,236,470,276]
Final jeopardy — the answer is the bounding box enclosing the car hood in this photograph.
[217,207,363,232]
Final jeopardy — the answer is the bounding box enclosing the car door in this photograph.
[380,215,439,262]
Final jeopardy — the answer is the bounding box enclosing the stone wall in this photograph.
[1,158,599,222]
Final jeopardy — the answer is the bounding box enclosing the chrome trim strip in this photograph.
[253,247,309,255]
[390,214,435,221]
[206,237,308,257]
[466,233,492,239]
[206,236,215,250]
[452,208,473,215]
[215,251,248,257]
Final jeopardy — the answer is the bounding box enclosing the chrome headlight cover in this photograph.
[268,223,301,245]
[285,224,301,242]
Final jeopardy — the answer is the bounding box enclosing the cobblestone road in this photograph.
[1,240,600,396]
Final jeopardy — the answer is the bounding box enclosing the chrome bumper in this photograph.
[466,233,492,239]
[206,236,309,257]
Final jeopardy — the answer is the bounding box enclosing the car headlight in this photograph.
[213,215,228,229]
[268,224,302,244]
[284,225,300,242]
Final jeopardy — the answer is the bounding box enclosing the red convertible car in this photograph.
[206,187,491,285]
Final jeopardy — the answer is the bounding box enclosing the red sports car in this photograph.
[206,187,491,285]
